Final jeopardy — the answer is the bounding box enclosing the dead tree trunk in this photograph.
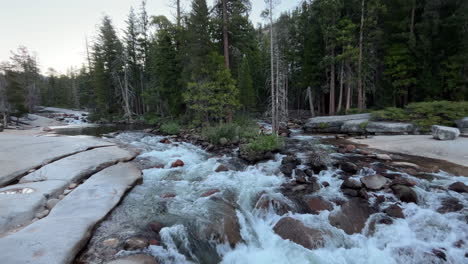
[307,87,315,117]
[268,0,277,133]
[357,0,365,110]
[337,61,344,113]
[329,49,336,115]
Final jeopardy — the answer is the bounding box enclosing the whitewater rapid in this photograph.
[85,132,467,264]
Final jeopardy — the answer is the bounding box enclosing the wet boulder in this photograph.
[338,161,358,174]
[171,159,184,168]
[390,177,417,187]
[448,182,468,193]
[280,156,300,176]
[148,221,165,233]
[293,169,308,183]
[341,178,362,190]
[304,196,333,214]
[273,217,327,250]
[384,204,405,218]
[215,165,229,172]
[437,197,463,214]
[360,175,388,190]
[307,151,330,174]
[204,197,242,247]
[391,185,418,204]
[432,125,460,140]
[123,237,149,251]
[328,198,377,235]
[254,193,294,215]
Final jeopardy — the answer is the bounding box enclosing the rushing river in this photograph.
[78,131,467,264]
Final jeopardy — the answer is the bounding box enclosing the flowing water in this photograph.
[79,131,467,264]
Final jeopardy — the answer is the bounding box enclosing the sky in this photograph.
[0,0,302,74]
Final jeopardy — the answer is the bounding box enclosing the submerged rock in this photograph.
[384,204,405,218]
[437,197,463,213]
[341,178,362,189]
[215,165,229,172]
[171,159,184,168]
[254,193,293,215]
[448,182,468,193]
[391,185,418,204]
[304,196,333,214]
[273,217,327,250]
[328,198,376,235]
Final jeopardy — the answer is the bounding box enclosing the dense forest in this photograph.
[1,0,467,128]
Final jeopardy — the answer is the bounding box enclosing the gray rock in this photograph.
[341,178,362,189]
[366,122,414,134]
[303,114,371,133]
[273,217,328,249]
[35,209,49,219]
[455,117,468,134]
[360,175,388,190]
[0,163,142,264]
[375,154,392,161]
[46,199,60,210]
[341,119,369,134]
[124,237,149,251]
[432,125,460,140]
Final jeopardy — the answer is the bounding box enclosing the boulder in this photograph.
[341,120,369,134]
[437,197,463,214]
[304,196,333,214]
[148,221,165,233]
[46,199,60,210]
[203,197,242,248]
[448,182,468,193]
[273,217,327,249]
[255,194,293,215]
[384,204,405,218]
[341,178,362,189]
[339,162,358,174]
[375,154,392,161]
[280,156,300,176]
[328,198,376,234]
[366,122,414,134]
[124,237,149,251]
[293,169,308,183]
[303,113,371,133]
[171,159,184,168]
[390,177,417,187]
[455,117,468,134]
[391,185,418,204]
[360,175,388,190]
[307,151,329,174]
[432,125,460,140]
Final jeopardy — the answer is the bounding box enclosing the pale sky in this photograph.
[0,0,302,74]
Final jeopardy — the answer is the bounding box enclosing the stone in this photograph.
[375,154,392,161]
[322,181,330,187]
[148,221,165,233]
[328,198,376,235]
[46,199,60,210]
[366,122,414,134]
[63,189,72,195]
[106,254,158,264]
[431,249,447,261]
[448,182,468,193]
[304,197,333,214]
[149,239,160,246]
[293,169,308,183]
[102,238,120,248]
[339,162,358,174]
[280,156,300,176]
[292,185,306,192]
[455,117,468,134]
[437,197,463,213]
[35,209,50,219]
[171,159,184,168]
[58,195,65,199]
[432,125,460,140]
[42,126,53,132]
[384,204,405,218]
[215,165,229,172]
[159,138,172,144]
[345,144,356,152]
[204,197,241,247]
[201,189,220,197]
[341,119,369,134]
[360,175,388,190]
[68,183,77,189]
[308,151,329,174]
[341,178,362,189]
[391,185,418,204]
[255,193,293,215]
[0,163,142,264]
[273,217,327,249]
[161,193,176,198]
[124,237,149,251]
[391,177,417,187]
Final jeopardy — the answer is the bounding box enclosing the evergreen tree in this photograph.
[238,56,255,110]
[5,70,28,120]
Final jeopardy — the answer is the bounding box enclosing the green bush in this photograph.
[143,113,160,125]
[243,134,284,153]
[160,122,180,135]
[371,101,468,131]
[202,119,259,144]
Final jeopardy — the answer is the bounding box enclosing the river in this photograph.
[76,129,467,264]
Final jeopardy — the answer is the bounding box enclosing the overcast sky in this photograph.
[0,0,302,74]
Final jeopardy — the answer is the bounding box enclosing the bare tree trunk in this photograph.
[176,0,181,27]
[329,49,336,115]
[410,0,416,37]
[222,0,230,69]
[307,87,315,117]
[269,0,277,133]
[345,63,352,112]
[357,0,365,110]
[337,62,344,113]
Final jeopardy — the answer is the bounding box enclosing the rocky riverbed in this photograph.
[75,129,467,264]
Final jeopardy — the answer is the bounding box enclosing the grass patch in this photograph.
[243,134,284,153]
[202,118,259,145]
[371,101,468,131]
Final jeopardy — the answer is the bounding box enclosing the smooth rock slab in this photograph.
[432,125,460,140]
[0,134,113,187]
[303,114,371,133]
[20,146,136,183]
[0,180,66,234]
[0,163,142,264]
[366,122,414,134]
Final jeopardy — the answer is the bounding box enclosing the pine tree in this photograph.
[5,70,28,121]
[238,56,255,110]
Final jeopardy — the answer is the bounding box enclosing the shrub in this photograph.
[371,101,468,131]
[243,134,284,153]
[143,113,160,125]
[160,122,180,135]
[202,120,259,144]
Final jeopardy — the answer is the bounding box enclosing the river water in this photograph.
[78,130,467,264]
